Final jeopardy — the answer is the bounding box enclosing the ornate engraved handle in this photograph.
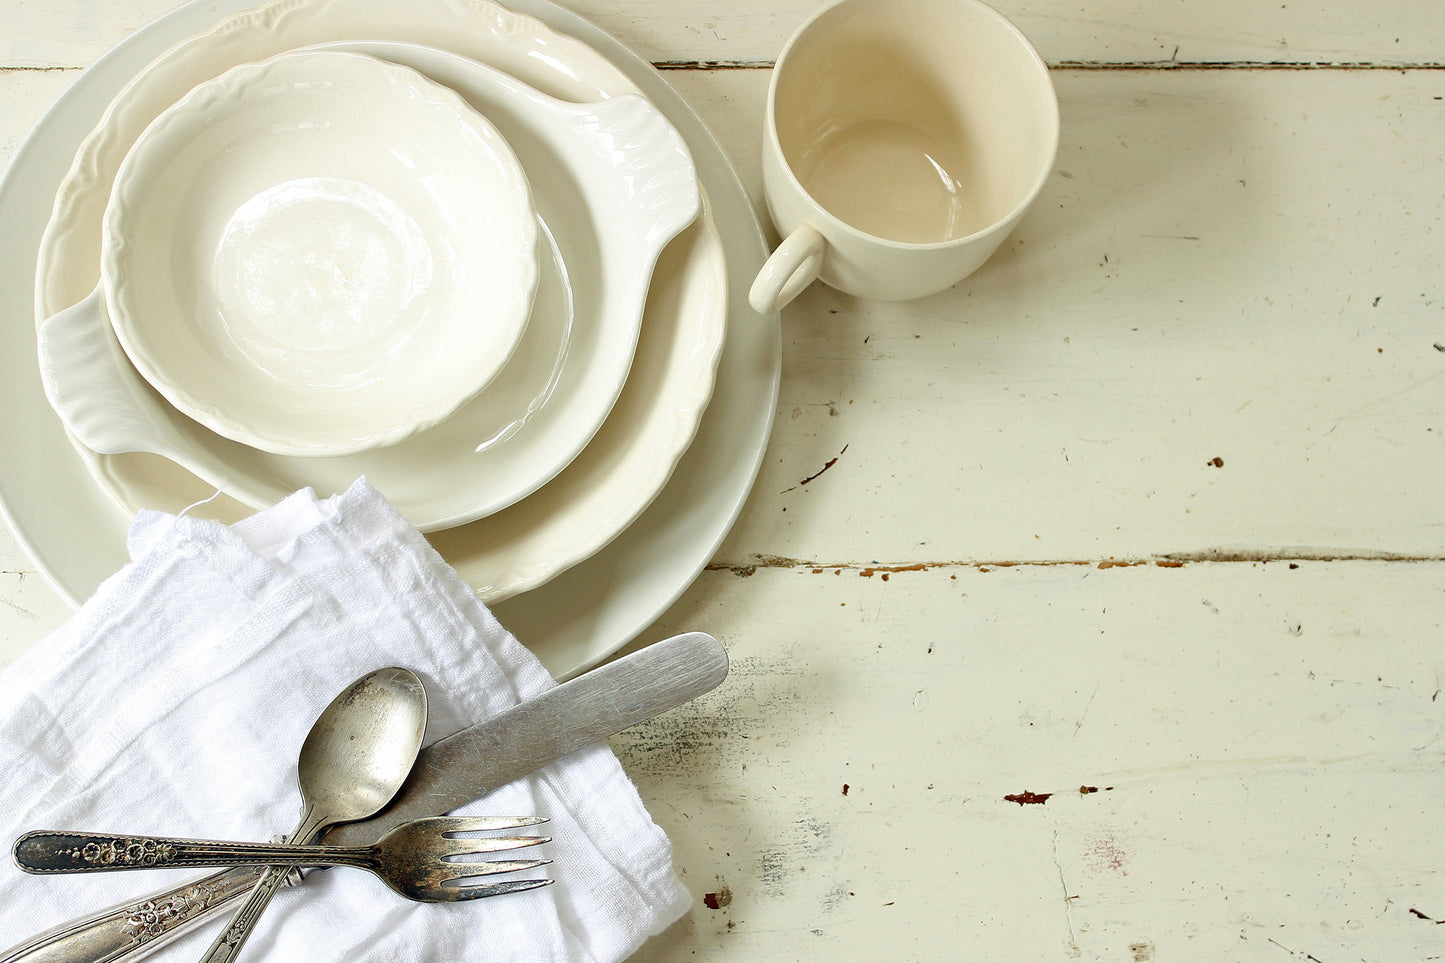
[197,865,289,962]
[0,868,265,963]
[13,832,372,875]
[195,807,328,963]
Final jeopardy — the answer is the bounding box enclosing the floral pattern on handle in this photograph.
[71,837,181,869]
[121,879,230,947]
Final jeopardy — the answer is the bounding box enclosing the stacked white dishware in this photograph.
[12,0,782,675]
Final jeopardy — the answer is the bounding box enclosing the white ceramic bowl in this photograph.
[103,49,539,456]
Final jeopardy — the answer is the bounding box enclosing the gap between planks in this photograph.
[706,551,1445,578]
[4,60,1441,75]
[652,59,1445,71]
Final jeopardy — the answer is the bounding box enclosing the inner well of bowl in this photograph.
[103,52,538,455]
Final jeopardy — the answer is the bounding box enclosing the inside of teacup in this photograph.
[774,0,1056,245]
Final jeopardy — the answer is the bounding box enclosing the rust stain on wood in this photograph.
[860,563,929,578]
[1004,790,1053,805]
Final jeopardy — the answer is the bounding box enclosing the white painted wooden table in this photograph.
[2,1,1443,959]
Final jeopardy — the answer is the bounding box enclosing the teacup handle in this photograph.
[748,224,825,314]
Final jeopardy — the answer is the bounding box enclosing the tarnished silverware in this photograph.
[14,815,552,903]
[0,632,728,963]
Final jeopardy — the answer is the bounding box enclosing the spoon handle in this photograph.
[13,832,374,875]
[195,865,290,963]
[196,811,326,963]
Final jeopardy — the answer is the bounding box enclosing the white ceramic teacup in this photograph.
[749,0,1059,314]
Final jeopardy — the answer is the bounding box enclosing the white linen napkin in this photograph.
[0,479,690,961]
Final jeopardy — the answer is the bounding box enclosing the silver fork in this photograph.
[12,815,553,903]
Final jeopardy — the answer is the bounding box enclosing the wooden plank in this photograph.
[660,66,1445,567]
[2,0,1439,70]
[0,67,89,664]
[0,570,73,666]
[619,560,1445,960]
[0,68,75,169]
[0,1,173,69]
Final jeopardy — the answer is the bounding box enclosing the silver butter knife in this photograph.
[0,631,728,963]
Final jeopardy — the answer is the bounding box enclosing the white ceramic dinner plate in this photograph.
[1,0,780,676]
[42,40,704,530]
[103,49,541,457]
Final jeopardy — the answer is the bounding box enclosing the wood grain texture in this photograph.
[3,1,1442,68]
[623,562,1445,960]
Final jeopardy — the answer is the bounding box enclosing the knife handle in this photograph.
[0,867,263,963]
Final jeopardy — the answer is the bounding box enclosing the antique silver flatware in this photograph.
[198,667,428,963]
[0,631,727,963]
[15,815,552,903]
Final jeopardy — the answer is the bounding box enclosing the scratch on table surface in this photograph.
[778,444,849,492]
[1074,682,1101,737]
[1265,936,1325,961]
[1051,827,1079,947]
[1311,369,1445,446]
[0,594,39,620]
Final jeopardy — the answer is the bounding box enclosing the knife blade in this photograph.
[0,631,728,963]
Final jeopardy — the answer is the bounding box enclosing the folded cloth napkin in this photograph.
[0,479,690,961]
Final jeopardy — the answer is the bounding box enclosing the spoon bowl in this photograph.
[296,667,430,825]
[200,666,428,962]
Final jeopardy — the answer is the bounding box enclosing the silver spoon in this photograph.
[198,667,428,963]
